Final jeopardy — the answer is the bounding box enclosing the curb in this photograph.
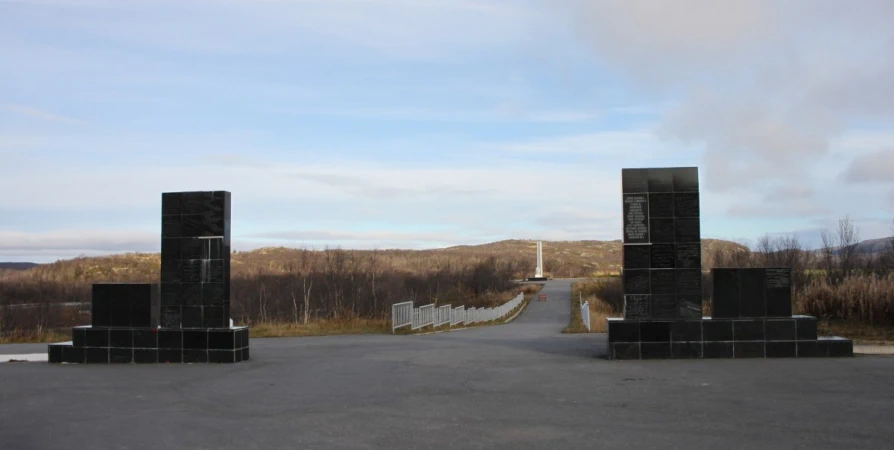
[854,345,894,355]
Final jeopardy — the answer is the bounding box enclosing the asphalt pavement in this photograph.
[1,279,893,450]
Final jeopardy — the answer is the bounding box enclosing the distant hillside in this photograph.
[0,262,39,270]
[0,239,747,283]
[849,237,893,255]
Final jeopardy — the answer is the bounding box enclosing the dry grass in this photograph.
[797,274,894,326]
[564,279,622,333]
[0,328,70,344]
[249,318,391,338]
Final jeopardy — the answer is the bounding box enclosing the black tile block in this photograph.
[206,259,224,283]
[624,244,651,269]
[703,342,733,358]
[86,347,109,363]
[622,168,648,193]
[134,329,158,348]
[675,243,701,269]
[203,307,225,328]
[158,330,182,349]
[160,306,181,329]
[110,329,132,348]
[183,349,208,363]
[675,269,702,295]
[825,338,854,357]
[796,341,826,357]
[182,283,203,306]
[72,328,86,347]
[180,260,203,283]
[158,349,182,363]
[608,321,640,343]
[182,306,204,328]
[795,316,818,341]
[623,194,650,244]
[86,328,109,347]
[649,193,674,218]
[703,320,733,341]
[624,295,652,320]
[162,192,182,216]
[674,192,699,217]
[674,218,700,243]
[64,346,85,364]
[671,321,702,342]
[734,320,764,341]
[641,343,671,359]
[110,298,131,327]
[734,342,765,358]
[671,342,702,359]
[183,330,208,350]
[92,285,111,327]
[612,343,640,360]
[182,191,208,215]
[182,214,204,237]
[672,167,699,192]
[202,282,225,305]
[110,348,133,363]
[162,237,182,260]
[651,295,678,319]
[162,215,182,238]
[134,349,158,364]
[641,321,671,342]
[49,345,63,363]
[181,238,204,259]
[242,347,250,361]
[678,295,702,319]
[239,328,249,348]
[161,258,182,284]
[234,348,243,363]
[650,218,675,243]
[766,289,793,317]
[161,283,180,306]
[624,270,650,295]
[765,320,796,341]
[647,168,674,192]
[650,244,675,269]
[766,341,797,358]
[209,350,236,363]
[712,269,739,318]
[739,269,767,317]
[651,270,675,295]
[209,330,237,350]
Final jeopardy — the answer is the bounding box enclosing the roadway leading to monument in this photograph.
[1,279,893,449]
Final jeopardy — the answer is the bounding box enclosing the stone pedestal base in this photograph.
[48,325,250,364]
[607,316,853,360]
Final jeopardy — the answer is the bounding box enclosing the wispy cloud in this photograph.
[0,103,85,124]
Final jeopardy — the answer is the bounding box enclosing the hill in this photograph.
[849,237,893,255]
[0,262,39,270]
[0,239,748,283]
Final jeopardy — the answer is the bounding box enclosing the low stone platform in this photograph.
[607,315,853,359]
[48,326,249,364]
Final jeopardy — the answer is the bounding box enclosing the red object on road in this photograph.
[538,294,547,301]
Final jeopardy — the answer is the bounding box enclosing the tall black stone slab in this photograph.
[49,190,249,364]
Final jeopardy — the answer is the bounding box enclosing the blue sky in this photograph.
[1,0,893,262]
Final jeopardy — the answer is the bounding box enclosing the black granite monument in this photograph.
[607,167,853,359]
[48,191,250,364]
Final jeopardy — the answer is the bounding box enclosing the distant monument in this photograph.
[528,241,548,281]
[49,191,250,364]
[606,167,853,359]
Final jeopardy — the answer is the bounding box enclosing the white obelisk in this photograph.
[535,241,544,278]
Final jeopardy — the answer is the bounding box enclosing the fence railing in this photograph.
[580,301,591,332]
[391,293,525,333]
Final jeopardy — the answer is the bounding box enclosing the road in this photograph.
[1,279,893,450]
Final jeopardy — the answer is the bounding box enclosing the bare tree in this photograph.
[837,215,860,275]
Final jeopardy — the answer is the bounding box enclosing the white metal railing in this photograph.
[392,301,413,333]
[392,293,525,333]
[452,306,464,326]
[580,301,591,331]
[435,305,451,327]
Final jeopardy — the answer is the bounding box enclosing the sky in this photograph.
[1,0,893,263]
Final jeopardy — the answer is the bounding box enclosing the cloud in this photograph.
[0,103,85,124]
[564,0,894,192]
[840,149,894,184]
[0,229,156,254]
